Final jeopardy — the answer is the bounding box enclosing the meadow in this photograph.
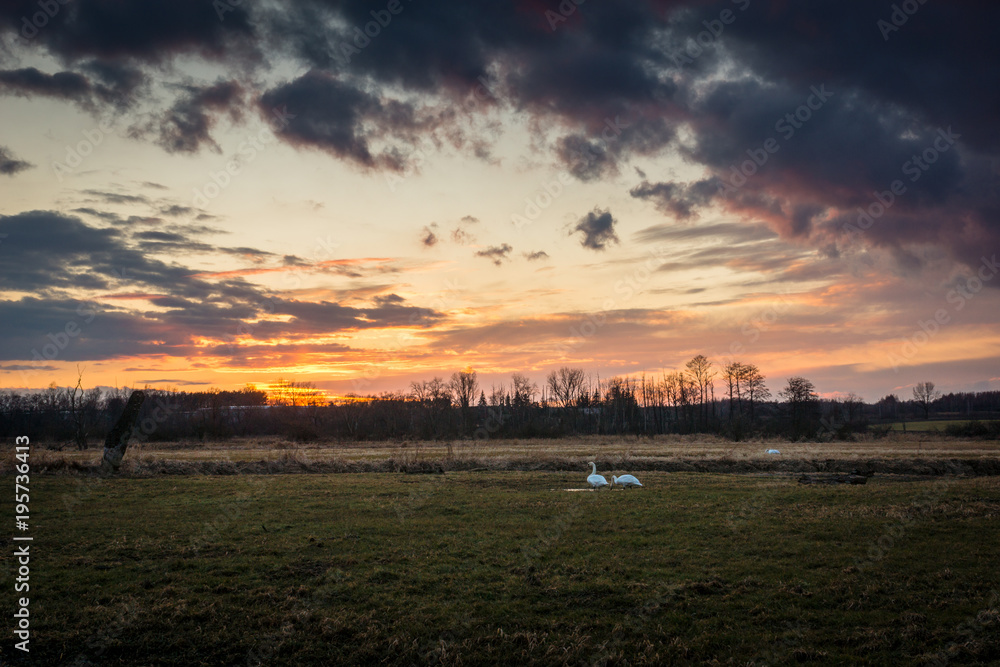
[20,431,1000,470]
[888,420,984,432]
[6,434,1000,665]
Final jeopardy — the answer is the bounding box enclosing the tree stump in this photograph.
[101,390,146,474]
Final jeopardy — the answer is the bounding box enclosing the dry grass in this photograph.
[8,432,1000,478]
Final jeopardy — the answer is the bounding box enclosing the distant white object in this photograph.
[766,449,781,455]
[587,461,609,490]
[612,474,643,489]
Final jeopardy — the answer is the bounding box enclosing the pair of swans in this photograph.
[587,461,642,490]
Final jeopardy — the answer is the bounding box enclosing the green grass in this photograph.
[13,472,1000,665]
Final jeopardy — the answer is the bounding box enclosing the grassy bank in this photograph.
[13,472,1000,665]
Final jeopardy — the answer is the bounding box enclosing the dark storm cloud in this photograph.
[255,2,685,173]
[657,1,1000,273]
[698,1,1000,154]
[143,80,244,154]
[0,146,32,175]
[573,208,619,251]
[0,209,445,363]
[475,243,513,266]
[0,61,139,113]
[556,134,618,182]
[0,67,93,106]
[81,60,145,92]
[80,59,146,108]
[0,1,687,175]
[630,178,721,220]
[0,210,133,293]
[0,0,256,63]
[258,69,436,170]
[0,296,179,362]
[0,0,997,276]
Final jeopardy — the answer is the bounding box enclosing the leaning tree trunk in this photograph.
[101,390,146,473]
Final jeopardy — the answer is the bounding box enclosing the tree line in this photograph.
[2,361,998,446]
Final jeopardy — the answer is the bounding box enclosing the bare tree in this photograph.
[743,363,770,423]
[510,373,537,407]
[912,381,940,419]
[843,392,865,427]
[780,376,819,437]
[685,355,715,428]
[722,361,769,436]
[546,367,586,407]
[410,377,450,404]
[723,361,745,422]
[269,378,325,406]
[449,368,479,409]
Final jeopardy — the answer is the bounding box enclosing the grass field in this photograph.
[12,466,1000,665]
[887,420,976,432]
[18,432,1000,471]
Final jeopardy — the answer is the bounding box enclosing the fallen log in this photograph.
[101,390,146,474]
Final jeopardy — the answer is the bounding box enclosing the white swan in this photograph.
[612,474,643,489]
[587,461,609,490]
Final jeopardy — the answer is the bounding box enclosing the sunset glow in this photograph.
[2,1,998,401]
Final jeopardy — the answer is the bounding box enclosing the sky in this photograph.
[0,0,998,402]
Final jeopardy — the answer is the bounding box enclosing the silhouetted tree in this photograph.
[780,376,820,437]
[912,381,940,419]
[744,363,770,423]
[547,367,586,407]
[685,355,715,429]
[449,368,479,409]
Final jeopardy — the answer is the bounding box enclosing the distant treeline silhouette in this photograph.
[2,361,999,446]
